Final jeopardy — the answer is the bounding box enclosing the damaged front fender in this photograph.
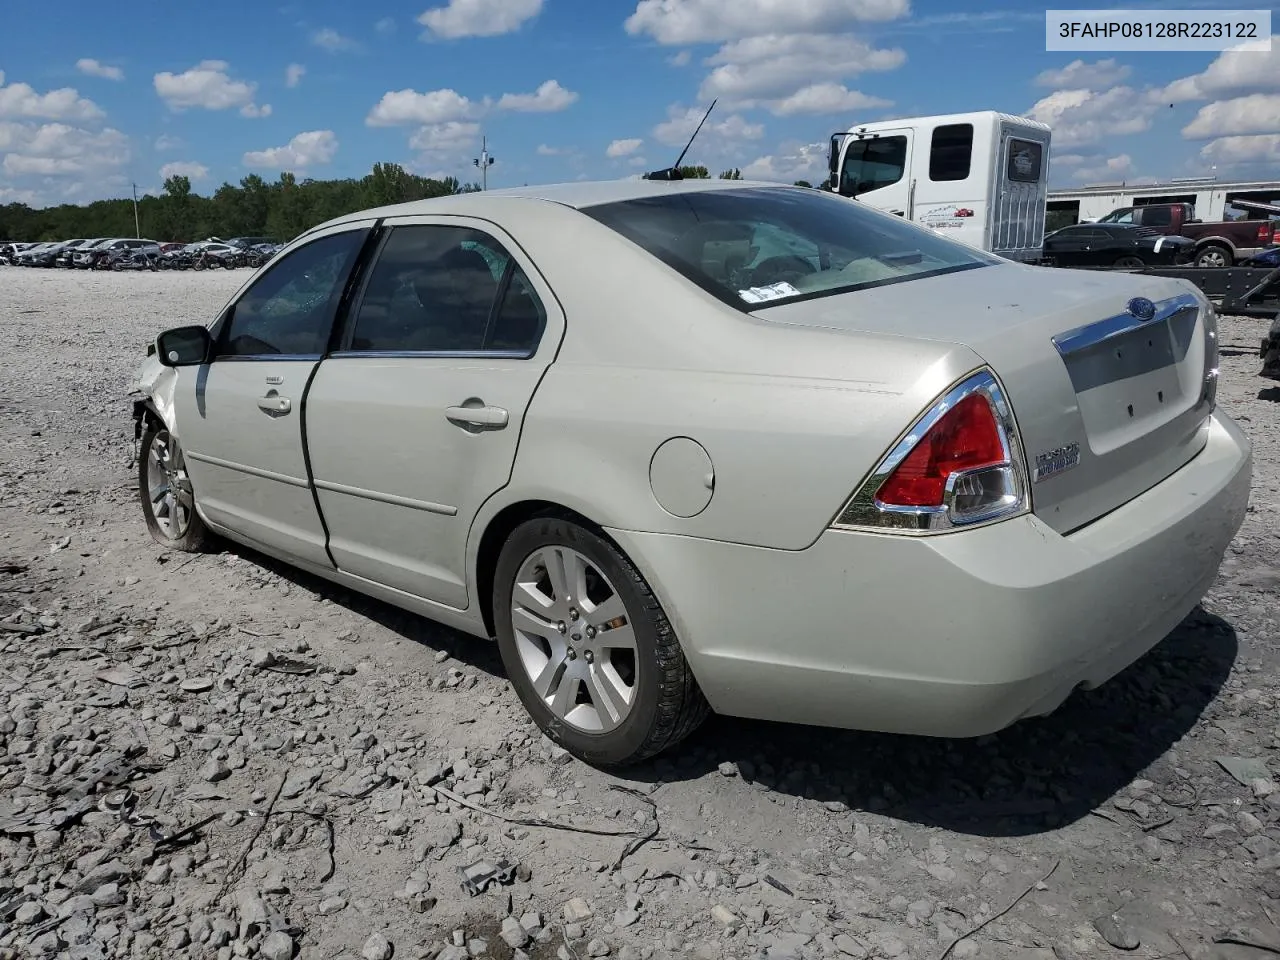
[131,352,181,441]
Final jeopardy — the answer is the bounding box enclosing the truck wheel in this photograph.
[1195,244,1232,268]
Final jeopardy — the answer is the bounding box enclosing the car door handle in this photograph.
[445,403,508,430]
[257,394,291,415]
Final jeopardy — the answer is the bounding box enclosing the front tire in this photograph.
[139,422,209,552]
[492,517,709,767]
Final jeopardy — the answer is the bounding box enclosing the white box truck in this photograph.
[826,111,1052,263]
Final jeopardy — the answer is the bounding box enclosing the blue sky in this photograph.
[1,0,1278,207]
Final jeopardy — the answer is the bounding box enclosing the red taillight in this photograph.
[1257,222,1272,243]
[876,393,1006,508]
[834,369,1030,533]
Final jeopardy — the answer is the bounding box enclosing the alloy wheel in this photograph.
[509,546,638,733]
[146,431,194,540]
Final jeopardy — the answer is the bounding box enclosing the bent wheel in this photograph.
[493,517,709,767]
[139,422,209,552]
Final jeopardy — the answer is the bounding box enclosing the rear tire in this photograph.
[492,516,709,767]
[139,422,209,552]
[1112,255,1145,270]
[1196,243,1232,268]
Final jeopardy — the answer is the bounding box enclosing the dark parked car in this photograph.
[1043,223,1196,269]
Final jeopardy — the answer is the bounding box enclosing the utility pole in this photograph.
[131,183,140,238]
[473,136,495,191]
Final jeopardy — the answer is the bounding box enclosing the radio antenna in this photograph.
[643,99,717,181]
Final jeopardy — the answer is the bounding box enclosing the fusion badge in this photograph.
[1033,441,1081,483]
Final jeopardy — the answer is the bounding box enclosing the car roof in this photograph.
[315,177,805,230]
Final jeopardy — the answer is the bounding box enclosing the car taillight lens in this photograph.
[1258,223,1272,243]
[832,369,1030,534]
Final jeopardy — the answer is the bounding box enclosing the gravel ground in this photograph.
[1,267,1279,960]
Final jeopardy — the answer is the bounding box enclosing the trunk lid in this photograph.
[757,263,1216,534]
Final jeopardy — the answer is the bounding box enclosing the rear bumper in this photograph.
[607,409,1252,738]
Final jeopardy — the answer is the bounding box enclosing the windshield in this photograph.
[583,186,996,309]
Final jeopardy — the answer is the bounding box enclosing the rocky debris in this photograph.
[361,932,393,960]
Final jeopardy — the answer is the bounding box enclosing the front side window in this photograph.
[583,186,996,310]
[347,224,546,355]
[929,124,973,182]
[840,135,907,196]
[220,229,365,358]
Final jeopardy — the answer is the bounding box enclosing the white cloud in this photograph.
[160,160,209,181]
[495,80,578,113]
[155,134,183,151]
[240,103,272,118]
[312,28,360,52]
[768,82,891,116]
[1070,154,1134,182]
[243,130,339,169]
[368,80,576,128]
[700,33,905,106]
[286,64,306,88]
[740,140,828,182]
[653,103,765,147]
[76,59,124,81]
[1026,86,1155,149]
[410,121,481,155]
[1158,35,1280,103]
[0,73,103,122]
[607,138,643,158]
[536,143,566,156]
[154,60,268,116]
[1198,133,1280,166]
[366,88,481,126]
[1035,58,1130,90]
[375,17,397,34]
[669,50,692,67]
[418,0,543,38]
[0,121,130,178]
[624,0,909,44]
[1183,93,1280,140]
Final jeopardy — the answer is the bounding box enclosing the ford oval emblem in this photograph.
[1127,297,1156,321]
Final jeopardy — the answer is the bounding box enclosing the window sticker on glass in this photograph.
[738,281,801,304]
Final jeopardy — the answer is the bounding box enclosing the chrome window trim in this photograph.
[327,349,534,361]
[1051,292,1200,358]
[831,367,1031,535]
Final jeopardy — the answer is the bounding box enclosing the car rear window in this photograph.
[581,186,996,310]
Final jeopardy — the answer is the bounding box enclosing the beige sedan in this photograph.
[133,178,1252,767]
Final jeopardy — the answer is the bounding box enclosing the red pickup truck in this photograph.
[1092,200,1279,267]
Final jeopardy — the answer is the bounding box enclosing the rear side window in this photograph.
[583,186,995,311]
[1140,206,1173,227]
[1006,138,1043,182]
[929,124,973,182]
[346,225,546,356]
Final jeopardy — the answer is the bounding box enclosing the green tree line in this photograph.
[0,162,482,244]
[670,166,813,187]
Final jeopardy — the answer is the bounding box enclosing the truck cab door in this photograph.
[835,130,914,217]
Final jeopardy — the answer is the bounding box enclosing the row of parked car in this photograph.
[0,236,286,271]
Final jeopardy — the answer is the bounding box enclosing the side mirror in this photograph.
[155,325,212,367]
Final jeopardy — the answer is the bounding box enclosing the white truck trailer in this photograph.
[826,111,1052,263]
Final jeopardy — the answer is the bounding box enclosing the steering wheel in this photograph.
[751,254,817,287]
